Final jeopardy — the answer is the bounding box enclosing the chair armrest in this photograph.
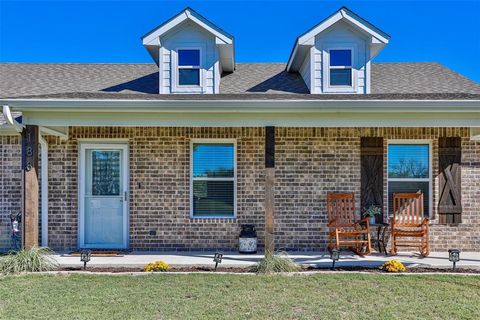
[355,217,370,229]
[421,218,430,228]
[328,218,337,227]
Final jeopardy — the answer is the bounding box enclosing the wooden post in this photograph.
[22,125,39,249]
[265,126,275,255]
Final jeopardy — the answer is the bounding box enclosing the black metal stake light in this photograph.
[80,250,91,270]
[213,252,223,271]
[448,249,460,271]
[330,249,340,270]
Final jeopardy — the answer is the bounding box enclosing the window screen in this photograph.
[388,144,430,216]
[192,143,235,217]
[178,49,200,86]
[329,49,353,86]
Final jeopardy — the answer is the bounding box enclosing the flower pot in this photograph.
[369,216,376,225]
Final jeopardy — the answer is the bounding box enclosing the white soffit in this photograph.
[287,6,390,72]
[142,7,235,71]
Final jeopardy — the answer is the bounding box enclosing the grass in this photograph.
[0,274,479,319]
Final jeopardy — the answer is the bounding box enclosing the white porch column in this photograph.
[39,134,48,247]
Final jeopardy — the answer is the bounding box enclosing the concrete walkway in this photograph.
[55,251,480,269]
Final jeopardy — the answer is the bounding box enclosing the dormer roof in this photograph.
[142,7,235,72]
[287,6,390,72]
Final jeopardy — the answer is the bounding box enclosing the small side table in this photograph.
[370,222,390,254]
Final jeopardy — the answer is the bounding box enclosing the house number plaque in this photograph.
[21,125,39,173]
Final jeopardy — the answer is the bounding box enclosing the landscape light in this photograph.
[448,249,460,271]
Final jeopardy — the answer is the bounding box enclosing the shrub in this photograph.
[0,247,58,274]
[381,259,406,272]
[250,252,302,273]
[144,261,169,272]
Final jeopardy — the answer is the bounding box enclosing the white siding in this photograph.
[299,50,311,91]
[159,22,218,94]
[313,47,322,94]
[310,21,369,94]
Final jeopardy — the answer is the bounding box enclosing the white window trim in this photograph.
[177,48,201,87]
[171,46,205,93]
[386,139,433,219]
[189,139,237,219]
[323,45,357,93]
[78,142,130,249]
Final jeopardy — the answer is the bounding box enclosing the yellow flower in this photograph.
[381,260,406,272]
[144,261,169,272]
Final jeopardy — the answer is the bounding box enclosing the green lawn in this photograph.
[0,273,479,319]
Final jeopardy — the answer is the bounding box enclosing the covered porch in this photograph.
[2,98,480,253]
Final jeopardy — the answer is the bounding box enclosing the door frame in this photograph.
[78,142,129,249]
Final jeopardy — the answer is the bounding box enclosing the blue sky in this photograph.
[1,0,479,82]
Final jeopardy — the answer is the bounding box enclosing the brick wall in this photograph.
[46,127,265,251]
[1,127,479,252]
[0,136,22,251]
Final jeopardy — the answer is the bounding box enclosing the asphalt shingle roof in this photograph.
[0,62,479,101]
[2,61,479,125]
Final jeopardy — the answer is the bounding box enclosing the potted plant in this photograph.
[362,205,382,225]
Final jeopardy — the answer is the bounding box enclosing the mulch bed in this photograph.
[61,266,480,274]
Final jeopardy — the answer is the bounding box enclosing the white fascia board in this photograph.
[20,110,480,128]
[286,44,298,72]
[3,99,480,113]
[142,9,232,46]
[341,9,389,44]
[187,11,233,44]
[298,12,343,45]
[142,13,188,45]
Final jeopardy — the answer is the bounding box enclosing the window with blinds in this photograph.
[191,141,236,218]
[387,143,431,217]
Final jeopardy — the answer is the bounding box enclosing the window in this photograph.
[191,141,236,218]
[387,143,431,217]
[178,49,200,86]
[329,49,352,86]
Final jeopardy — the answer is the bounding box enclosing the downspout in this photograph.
[2,105,24,133]
[39,133,48,247]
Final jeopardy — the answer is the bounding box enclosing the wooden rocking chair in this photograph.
[390,193,430,256]
[327,193,372,256]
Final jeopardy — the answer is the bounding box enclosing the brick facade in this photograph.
[1,127,479,252]
[0,136,22,250]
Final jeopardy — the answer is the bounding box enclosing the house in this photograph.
[1,7,480,252]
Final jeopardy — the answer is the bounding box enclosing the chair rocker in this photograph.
[327,193,372,256]
[390,192,430,257]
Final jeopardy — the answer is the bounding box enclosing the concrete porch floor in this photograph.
[55,251,480,269]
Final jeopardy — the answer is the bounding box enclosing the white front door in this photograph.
[79,143,128,249]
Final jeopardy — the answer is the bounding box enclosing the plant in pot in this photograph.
[362,205,382,225]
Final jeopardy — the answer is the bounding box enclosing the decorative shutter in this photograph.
[360,137,384,212]
[438,137,462,224]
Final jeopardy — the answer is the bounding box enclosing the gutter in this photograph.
[2,99,480,113]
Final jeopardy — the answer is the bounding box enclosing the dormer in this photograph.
[142,7,234,94]
[287,7,390,94]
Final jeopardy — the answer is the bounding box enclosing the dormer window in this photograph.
[329,49,352,86]
[178,49,201,86]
